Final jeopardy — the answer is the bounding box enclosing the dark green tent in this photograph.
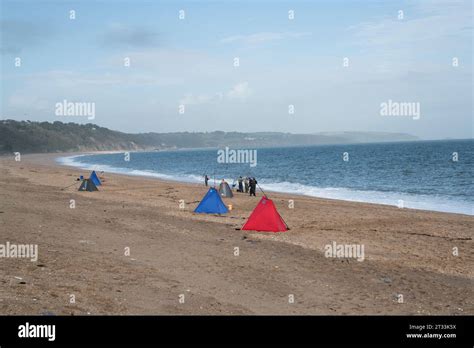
[78,178,98,192]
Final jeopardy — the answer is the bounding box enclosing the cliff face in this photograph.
[0,120,420,154]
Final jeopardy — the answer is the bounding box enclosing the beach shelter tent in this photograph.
[78,178,98,192]
[219,181,233,198]
[90,170,101,186]
[241,196,288,232]
[194,187,229,214]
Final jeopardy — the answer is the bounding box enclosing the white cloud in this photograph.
[344,0,472,79]
[220,32,311,44]
[226,82,251,100]
[179,82,251,105]
[349,1,471,49]
[179,93,223,105]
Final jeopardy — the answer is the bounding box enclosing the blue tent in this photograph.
[194,188,229,214]
[90,171,102,186]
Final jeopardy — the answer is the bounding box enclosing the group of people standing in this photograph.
[204,174,258,196]
[237,176,257,196]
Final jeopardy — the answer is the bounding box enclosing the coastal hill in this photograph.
[0,120,419,154]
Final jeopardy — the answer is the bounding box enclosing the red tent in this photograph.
[241,196,289,232]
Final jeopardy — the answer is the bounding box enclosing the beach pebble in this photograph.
[79,240,95,245]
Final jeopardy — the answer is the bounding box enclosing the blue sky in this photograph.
[1,0,472,139]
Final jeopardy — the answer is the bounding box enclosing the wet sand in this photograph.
[0,153,472,315]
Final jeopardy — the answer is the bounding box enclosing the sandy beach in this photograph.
[0,153,472,315]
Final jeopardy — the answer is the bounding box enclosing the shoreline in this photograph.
[55,151,473,217]
[0,152,472,315]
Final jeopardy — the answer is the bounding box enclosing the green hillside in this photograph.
[0,120,420,154]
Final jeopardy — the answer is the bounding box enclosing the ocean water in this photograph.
[58,140,474,215]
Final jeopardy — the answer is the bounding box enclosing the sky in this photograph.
[0,0,472,139]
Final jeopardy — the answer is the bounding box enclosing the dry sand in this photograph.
[0,153,472,315]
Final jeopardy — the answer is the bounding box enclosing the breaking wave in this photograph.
[57,154,473,216]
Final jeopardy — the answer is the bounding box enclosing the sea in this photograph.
[58,139,473,215]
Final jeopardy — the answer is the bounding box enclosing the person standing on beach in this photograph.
[204,175,209,187]
[249,177,257,196]
[238,176,243,192]
[244,177,249,193]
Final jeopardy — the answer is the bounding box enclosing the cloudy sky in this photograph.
[0,0,472,139]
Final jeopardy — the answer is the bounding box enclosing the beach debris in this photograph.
[245,238,260,244]
[14,276,23,280]
[79,240,95,245]
[380,276,392,284]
